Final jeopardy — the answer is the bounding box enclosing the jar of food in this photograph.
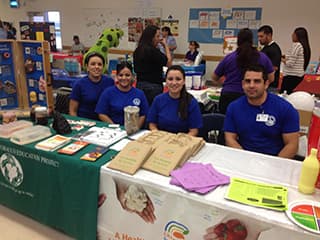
[124,106,140,135]
[35,106,48,125]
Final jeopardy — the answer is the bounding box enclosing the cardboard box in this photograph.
[298,109,312,135]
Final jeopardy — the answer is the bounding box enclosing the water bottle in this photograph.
[298,148,319,194]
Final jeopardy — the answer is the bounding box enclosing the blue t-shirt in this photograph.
[70,75,114,120]
[224,93,299,156]
[147,92,203,133]
[214,51,274,93]
[95,86,149,125]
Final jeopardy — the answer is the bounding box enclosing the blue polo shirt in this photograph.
[95,86,149,125]
[224,93,299,156]
[70,75,114,120]
[147,92,203,133]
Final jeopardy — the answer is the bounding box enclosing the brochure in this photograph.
[58,141,89,155]
[80,146,109,162]
[35,135,71,151]
[225,177,288,211]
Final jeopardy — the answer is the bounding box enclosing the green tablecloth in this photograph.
[0,116,118,240]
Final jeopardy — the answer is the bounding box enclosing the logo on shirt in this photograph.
[132,98,141,106]
[265,115,276,126]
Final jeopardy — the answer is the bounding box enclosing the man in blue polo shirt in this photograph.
[224,64,299,159]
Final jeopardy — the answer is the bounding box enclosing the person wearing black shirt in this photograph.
[133,25,171,105]
[258,25,282,92]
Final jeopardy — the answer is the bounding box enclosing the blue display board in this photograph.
[188,8,262,44]
[0,42,19,109]
[22,42,48,107]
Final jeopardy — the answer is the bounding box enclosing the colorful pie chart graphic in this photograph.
[286,200,320,234]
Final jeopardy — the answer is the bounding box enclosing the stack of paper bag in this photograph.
[142,133,205,176]
[136,130,174,150]
[107,141,153,175]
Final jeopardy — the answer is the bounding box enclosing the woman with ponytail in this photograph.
[212,28,274,114]
[280,27,311,94]
[147,65,202,136]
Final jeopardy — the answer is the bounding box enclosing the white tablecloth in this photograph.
[98,144,319,240]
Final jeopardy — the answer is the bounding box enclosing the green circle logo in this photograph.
[0,153,24,187]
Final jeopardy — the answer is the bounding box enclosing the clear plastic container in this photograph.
[10,125,52,145]
[0,120,33,138]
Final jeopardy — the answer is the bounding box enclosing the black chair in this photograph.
[198,113,225,145]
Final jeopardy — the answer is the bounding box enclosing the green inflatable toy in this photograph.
[83,28,124,73]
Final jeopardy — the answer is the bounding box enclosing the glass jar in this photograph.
[35,106,48,125]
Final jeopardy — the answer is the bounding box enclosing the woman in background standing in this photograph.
[69,52,114,120]
[280,27,311,94]
[134,25,171,105]
[211,28,274,114]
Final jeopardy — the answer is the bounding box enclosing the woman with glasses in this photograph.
[69,52,114,120]
[96,61,149,129]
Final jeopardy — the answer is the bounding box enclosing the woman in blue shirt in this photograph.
[69,52,114,120]
[96,61,149,128]
[147,65,203,136]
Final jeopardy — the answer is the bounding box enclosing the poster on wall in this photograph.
[127,17,161,42]
[19,22,57,51]
[21,42,48,107]
[188,8,262,44]
[161,19,179,36]
[0,42,18,109]
[128,17,144,42]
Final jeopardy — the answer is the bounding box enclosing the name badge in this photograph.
[256,114,269,122]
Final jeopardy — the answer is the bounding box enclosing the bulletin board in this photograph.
[0,42,19,109]
[188,8,262,44]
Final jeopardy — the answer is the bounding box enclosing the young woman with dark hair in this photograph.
[69,52,114,120]
[147,65,202,136]
[185,41,200,63]
[280,27,311,94]
[212,28,274,114]
[95,61,148,128]
[133,25,171,105]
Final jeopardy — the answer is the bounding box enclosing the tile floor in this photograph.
[0,205,73,240]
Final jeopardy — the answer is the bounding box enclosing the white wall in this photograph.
[1,0,319,61]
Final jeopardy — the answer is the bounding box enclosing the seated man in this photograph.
[224,64,299,159]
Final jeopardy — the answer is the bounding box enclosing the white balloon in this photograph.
[286,91,315,111]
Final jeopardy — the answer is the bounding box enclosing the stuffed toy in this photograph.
[83,28,124,73]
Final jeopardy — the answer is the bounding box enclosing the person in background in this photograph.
[3,22,16,39]
[0,20,7,39]
[280,27,311,94]
[96,61,149,128]
[211,28,274,114]
[147,65,202,137]
[224,64,299,159]
[71,35,85,55]
[258,25,282,92]
[159,26,177,59]
[184,40,200,63]
[133,25,172,105]
[69,52,114,120]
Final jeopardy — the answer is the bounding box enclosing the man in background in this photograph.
[224,64,299,159]
[71,35,85,55]
[258,25,282,92]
